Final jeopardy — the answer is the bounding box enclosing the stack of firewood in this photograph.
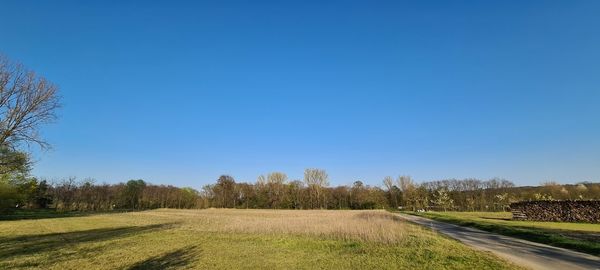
[509,200,600,223]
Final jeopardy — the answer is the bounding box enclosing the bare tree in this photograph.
[267,172,287,208]
[397,175,417,210]
[267,172,287,185]
[397,175,414,192]
[0,55,60,149]
[303,168,329,209]
[383,176,397,208]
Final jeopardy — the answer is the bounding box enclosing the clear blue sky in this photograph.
[2,1,599,188]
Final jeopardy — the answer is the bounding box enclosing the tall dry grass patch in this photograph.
[139,209,428,244]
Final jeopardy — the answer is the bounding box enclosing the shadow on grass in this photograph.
[0,209,94,221]
[0,223,178,261]
[0,209,151,221]
[127,246,200,270]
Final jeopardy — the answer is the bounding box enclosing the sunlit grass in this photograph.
[0,209,522,269]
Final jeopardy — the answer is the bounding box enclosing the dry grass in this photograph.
[141,209,420,243]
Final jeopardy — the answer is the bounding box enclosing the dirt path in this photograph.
[397,213,600,270]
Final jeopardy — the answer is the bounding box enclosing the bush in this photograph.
[0,180,20,211]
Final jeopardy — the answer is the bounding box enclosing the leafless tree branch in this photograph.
[0,54,61,150]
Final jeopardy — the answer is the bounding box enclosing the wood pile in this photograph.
[511,209,527,220]
[509,200,600,223]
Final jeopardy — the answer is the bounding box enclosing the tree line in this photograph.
[198,173,600,211]
[3,168,599,213]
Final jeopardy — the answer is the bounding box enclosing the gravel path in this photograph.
[397,213,600,270]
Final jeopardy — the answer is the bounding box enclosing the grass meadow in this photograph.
[0,209,522,270]
[410,211,600,256]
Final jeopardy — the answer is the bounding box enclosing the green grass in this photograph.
[407,211,600,256]
[0,209,522,270]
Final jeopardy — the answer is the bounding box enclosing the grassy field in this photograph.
[0,209,523,270]
[408,211,600,256]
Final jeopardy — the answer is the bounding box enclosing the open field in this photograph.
[408,211,600,256]
[0,209,522,270]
